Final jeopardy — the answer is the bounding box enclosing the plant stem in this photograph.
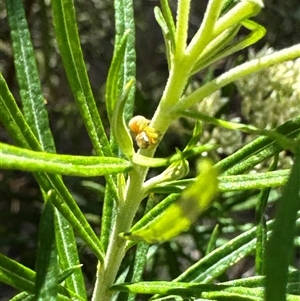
[92,6,300,301]
[174,0,191,58]
[91,166,147,301]
[186,0,223,58]
[91,38,193,301]
[172,44,300,112]
[91,34,194,300]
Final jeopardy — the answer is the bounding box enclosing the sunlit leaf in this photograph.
[123,160,218,243]
[0,143,131,176]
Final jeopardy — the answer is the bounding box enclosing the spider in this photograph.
[129,115,160,149]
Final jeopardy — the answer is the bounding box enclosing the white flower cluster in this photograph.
[236,46,300,129]
[198,47,299,168]
[198,91,244,155]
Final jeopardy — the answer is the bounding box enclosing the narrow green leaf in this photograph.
[159,0,176,48]
[127,194,179,234]
[214,0,264,38]
[0,142,131,176]
[111,79,135,158]
[123,160,218,243]
[127,196,156,300]
[192,19,266,74]
[2,8,89,294]
[219,170,290,191]
[222,270,300,290]
[154,7,171,41]
[156,0,175,68]
[152,292,300,301]
[57,265,82,284]
[174,225,265,283]
[9,292,78,301]
[35,194,59,301]
[255,156,278,275]
[112,281,278,300]
[215,116,300,175]
[265,154,300,301]
[37,176,105,262]
[100,0,136,255]
[185,0,225,62]
[254,187,270,275]
[133,273,296,301]
[0,87,105,262]
[108,0,135,160]
[154,6,173,69]
[0,252,84,301]
[180,110,298,153]
[169,218,299,292]
[9,292,34,301]
[183,120,202,151]
[201,287,264,300]
[152,169,290,195]
[55,214,87,299]
[205,224,220,255]
[5,0,55,151]
[112,281,227,295]
[0,73,42,151]
[106,31,129,121]
[114,0,136,121]
[191,238,257,283]
[100,183,118,252]
[51,0,111,157]
[0,253,35,293]
[52,0,119,221]
[191,24,241,74]
[126,242,149,301]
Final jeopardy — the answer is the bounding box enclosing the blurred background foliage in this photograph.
[0,0,299,299]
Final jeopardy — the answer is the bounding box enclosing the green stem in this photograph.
[91,19,194,299]
[91,166,148,301]
[186,0,223,58]
[91,2,198,296]
[151,61,191,132]
[172,44,300,112]
[174,0,191,58]
[151,0,222,134]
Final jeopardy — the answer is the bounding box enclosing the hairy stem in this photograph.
[172,44,300,112]
[92,166,147,301]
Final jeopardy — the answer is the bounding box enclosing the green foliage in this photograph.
[0,0,299,300]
